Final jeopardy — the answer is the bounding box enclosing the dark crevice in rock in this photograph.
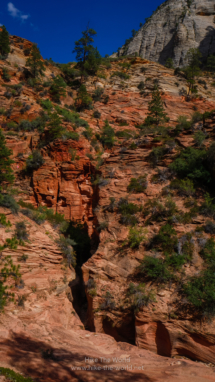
[102,315,136,345]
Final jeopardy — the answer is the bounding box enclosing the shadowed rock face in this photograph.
[118,0,215,67]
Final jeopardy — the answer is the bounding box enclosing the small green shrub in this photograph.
[2,67,11,81]
[56,236,76,267]
[61,130,79,141]
[118,198,140,215]
[15,221,28,241]
[18,254,28,262]
[19,200,65,227]
[111,71,130,80]
[40,99,53,110]
[5,237,19,249]
[17,116,47,133]
[118,120,129,126]
[115,130,133,139]
[191,111,202,124]
[199,193,215,219]
[200,238,215,263]
[137,81,145,90]
[127,175,147,193]
[123,226,147,249]
[49,75,66,103]
[165,58,174,69]
[140,66,146,73]
[118,198,140,226]
[97,221,108,232]
[7,122,17,130]
[143,197,178,223]
[204,220,215,234]
[149,146,167,166]
[21,208,46,225]
[153,224,178,254]
[0,194,19,214]
[127,283,156,312]
[174,116,191,134]
[100,291,115,310]
[139,256,173,282]
[26,150,44,171]
[0,367,34,382]
[0,213,11,227]
[182,268,215,316]
[194,131,206,147]
[87,279,97,297]
[119,62,131,70]
[170,178,195,196]
[82,127,93,140]
[92,87,104,102]
[93,110,101,119]
[55,106,89,128]
[14,100,22,107]
[75,84,92,111]
[103,95,109,104]
[100,120,115,148]
[169,147,210,184]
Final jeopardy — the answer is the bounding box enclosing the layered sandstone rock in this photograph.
[2,33,215,381]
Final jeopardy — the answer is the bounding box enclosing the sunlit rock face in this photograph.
[117,0,215,67]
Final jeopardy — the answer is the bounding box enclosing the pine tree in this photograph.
[0,25,10,56]
[184,48,202,95]
[49,75,66,103]
[73,26,100,79]
[83,47,102,76]
[75,84,92,111]
[144,86,169,126]
[47,113,63,141]
[207,55,215,73]
[73,26,97,64]
[100,120,115,148]
[0,129,14,187]
[26,44,45,78]
[165,58,174,69]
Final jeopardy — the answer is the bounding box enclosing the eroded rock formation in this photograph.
[1,34,215,381]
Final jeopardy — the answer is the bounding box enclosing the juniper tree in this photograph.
[0,129,14,188]
[26,44,45,78]
[144,86,169,126]
[0,25,10,57]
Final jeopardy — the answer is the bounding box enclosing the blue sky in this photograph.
[0,0,164,63]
